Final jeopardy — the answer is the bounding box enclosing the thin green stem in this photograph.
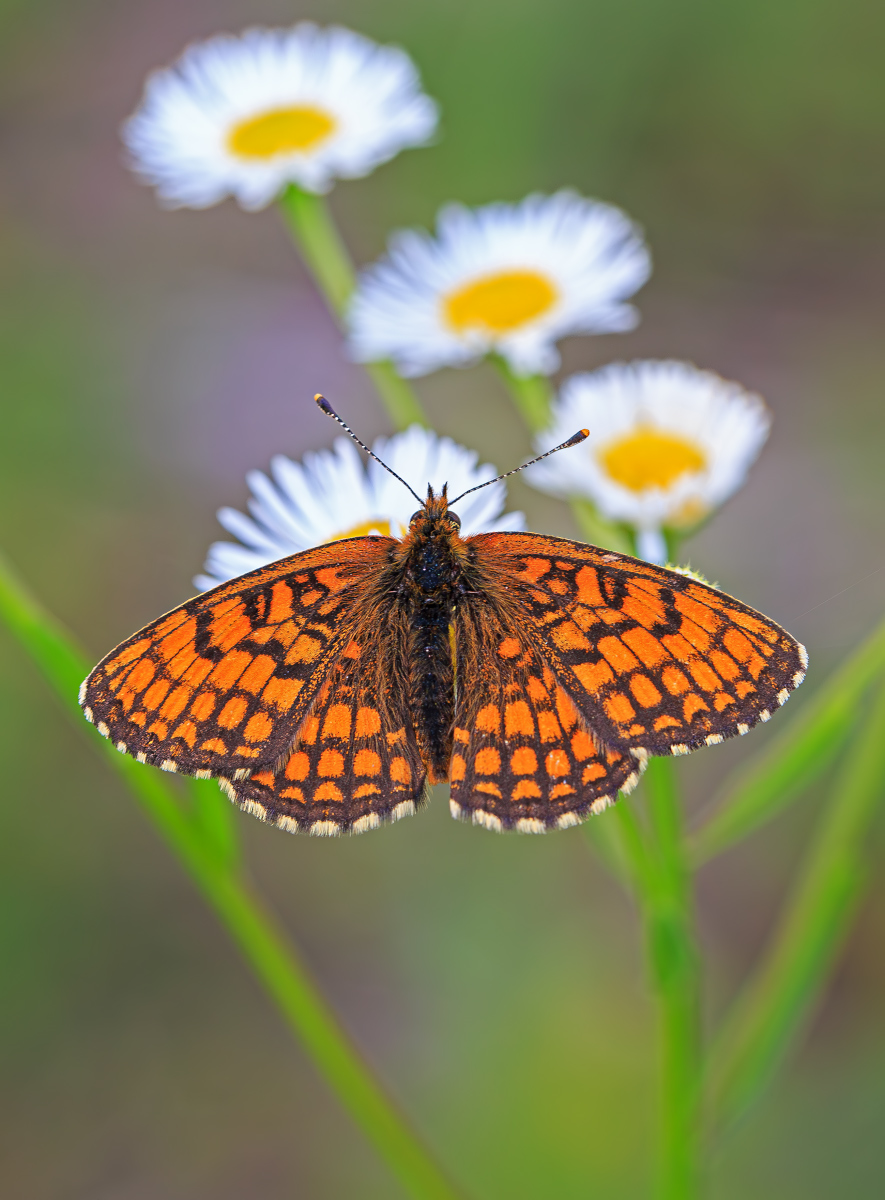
[569,499,635,555]
[706,676,885,1132]
[689,612,885,864]
[0,549,465,1200]
[489,355,553,433]
[642,758,702,1200]
[278,184,427,430]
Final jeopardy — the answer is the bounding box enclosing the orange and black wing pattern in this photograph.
[220,618,427,836]
[468,532,807,758]
[80,539,395,779]
[450,598,645,832]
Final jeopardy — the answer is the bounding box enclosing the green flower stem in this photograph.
[706,674,885,1131]
[689,612,885,865]
[570,499,635,555]
[489,355,553,433]
[0,550,465,1200]
[641,758,702,1200]
[278,184,427,430]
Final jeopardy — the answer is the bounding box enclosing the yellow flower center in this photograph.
[227,105,337,159]
[599,428,706,493]
[328,519,395,542]
[443,270,558,335]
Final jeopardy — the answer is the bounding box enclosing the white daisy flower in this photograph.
[196,426,525,590]
[124,23,439,210]
[526,361,771,564]
[346,191,651,377]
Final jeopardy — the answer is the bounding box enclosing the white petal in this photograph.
[124,23,439,210]
[526,360,770,531]
[347,191,651,378]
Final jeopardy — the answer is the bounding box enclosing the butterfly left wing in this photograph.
[466,532,807,758]
[219,618,428,836]
[450,599,645,832]
[80,539,394,778]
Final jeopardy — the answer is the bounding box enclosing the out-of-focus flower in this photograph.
[347,191,650,378]
[526,360,770,563]
[124,23,438,210]
[196,426,525,590]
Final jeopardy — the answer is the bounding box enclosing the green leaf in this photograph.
[706,675,885,1131]
[569,499,635,555]
[187,776,240,871]
[688,613,885,864]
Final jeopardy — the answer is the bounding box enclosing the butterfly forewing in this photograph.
[468,533,807,757]
[80,539,395,778]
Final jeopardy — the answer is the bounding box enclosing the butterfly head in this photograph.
[408,485,462,537]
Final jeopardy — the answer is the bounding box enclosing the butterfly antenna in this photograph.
[449,429,590,505]
[315,394,423,505]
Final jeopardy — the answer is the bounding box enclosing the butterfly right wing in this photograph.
[450,596,645,832]
[465,532,807,758]
[80,538,395,779]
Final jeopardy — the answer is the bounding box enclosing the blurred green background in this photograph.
[2,1,885,1196]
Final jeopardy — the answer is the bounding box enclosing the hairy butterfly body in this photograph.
[80,400,806,836]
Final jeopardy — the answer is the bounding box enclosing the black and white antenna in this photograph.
[448,430,589,505]
[315,394,423,505]
[315,393,588,509]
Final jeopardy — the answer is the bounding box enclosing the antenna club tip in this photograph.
[315,394,334,415]
[564,429,590,447]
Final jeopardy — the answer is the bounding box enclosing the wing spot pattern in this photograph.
[322,704,351,739]
[217,696,248,728]
[537,711,562,742]
[285,752,310,780]
[630,673,663,707]
[510,747,538,774]
[390,757,412,784]
[318,749,345,777]
[354,749,382,776]
[683,694,709,720]
[355,706,381,736]
[545,749,570,777]
[475,747,501,774]
[171,720,197,747]
[476,704,501,733]
[598,635,640,673]
[604,693,636,724]
[505,701,534,737]
[242,711,272,742]
[190,692,216,720]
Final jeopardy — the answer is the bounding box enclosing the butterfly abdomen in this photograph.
[398,521,465,781]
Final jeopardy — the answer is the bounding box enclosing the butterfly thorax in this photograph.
[389,487,469,781]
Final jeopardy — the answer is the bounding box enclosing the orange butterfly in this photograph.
[80,397,806,836]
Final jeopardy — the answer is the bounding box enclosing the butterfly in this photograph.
[80,396,807,836]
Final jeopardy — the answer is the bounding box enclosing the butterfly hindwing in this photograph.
[80,539,396,778]
[220,617,427,835]
[450,597,645,831]
[468,533,807,757]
